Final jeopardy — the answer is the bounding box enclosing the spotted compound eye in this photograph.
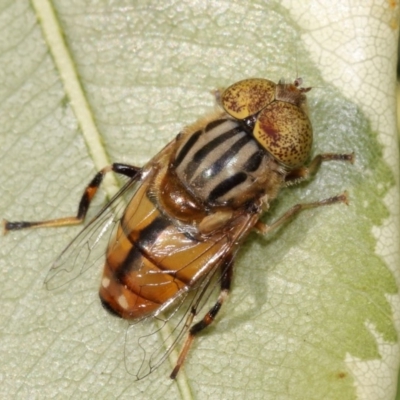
[221,78,276,120]
[254,101,313,168]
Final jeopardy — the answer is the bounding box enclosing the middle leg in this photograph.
[170,256,234,379]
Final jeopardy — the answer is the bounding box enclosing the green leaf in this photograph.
[0,1,398,399]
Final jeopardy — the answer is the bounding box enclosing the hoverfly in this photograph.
[4,78,354,379]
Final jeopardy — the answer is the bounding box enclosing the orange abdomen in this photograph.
[99,178,229,320]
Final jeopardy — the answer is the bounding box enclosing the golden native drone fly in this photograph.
[4,78,353,379]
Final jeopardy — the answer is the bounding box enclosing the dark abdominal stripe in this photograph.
[115,217,170,281]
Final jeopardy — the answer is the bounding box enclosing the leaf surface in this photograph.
[0,1,398,399]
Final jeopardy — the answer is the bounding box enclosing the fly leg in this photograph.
[4,163,141,233]
[170,257,233,379]
[256,152,354,233]
[285,152,354,185]
[256,151,354,233]
[255,192,349,235]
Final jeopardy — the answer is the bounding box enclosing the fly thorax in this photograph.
[172,117,275,207]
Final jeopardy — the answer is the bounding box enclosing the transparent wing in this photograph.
[124,257,225,380]
[123,213,259,380]
[44,177,141,290]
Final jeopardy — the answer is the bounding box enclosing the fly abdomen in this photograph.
[100,228,188,319]
[99,181,231,319]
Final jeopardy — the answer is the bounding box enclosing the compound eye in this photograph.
[222,78,276,120]
[254,101,313,168]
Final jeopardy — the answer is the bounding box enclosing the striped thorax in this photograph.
[173,116,282,207]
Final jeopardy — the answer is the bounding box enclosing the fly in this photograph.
[4,77,354,379]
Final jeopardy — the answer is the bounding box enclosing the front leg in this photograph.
[285,152,354,185]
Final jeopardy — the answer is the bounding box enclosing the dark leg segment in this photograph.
[170,257,233,379]
[4,163,141,233]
